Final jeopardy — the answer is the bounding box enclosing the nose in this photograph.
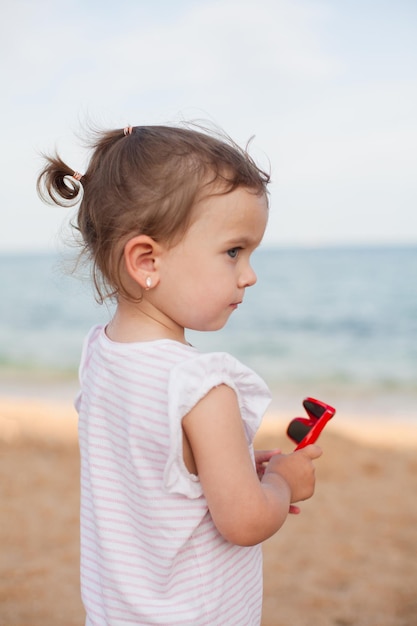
[238,264,257,288]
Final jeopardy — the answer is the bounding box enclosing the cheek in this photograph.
[193,263,230,294]
[184,269,227,309]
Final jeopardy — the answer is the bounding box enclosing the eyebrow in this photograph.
[224,236,262,248]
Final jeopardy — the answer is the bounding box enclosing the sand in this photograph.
[1,397,417,626]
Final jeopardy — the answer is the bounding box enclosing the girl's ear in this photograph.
[123,235,161,291]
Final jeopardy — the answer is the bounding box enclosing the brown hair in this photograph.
[37,124,270,301]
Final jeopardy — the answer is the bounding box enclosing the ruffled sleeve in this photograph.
[163,352,271,498]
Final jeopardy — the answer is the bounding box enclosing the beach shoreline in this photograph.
[1,395,417,626]
[2,392,417,448]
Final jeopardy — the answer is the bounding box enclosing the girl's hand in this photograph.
[255,449,280,479]
[255,449,300,515]
[263,444,322,505]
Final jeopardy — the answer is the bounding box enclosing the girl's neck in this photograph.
[106,300,187,345]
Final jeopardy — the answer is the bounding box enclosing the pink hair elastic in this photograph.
[123,126,133,136]
[73,171,83,181]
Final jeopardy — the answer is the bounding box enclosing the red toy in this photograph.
[287,397,336,450]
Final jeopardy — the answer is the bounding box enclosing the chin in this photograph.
[204,318,231,332]
[188,318,229,333]
[186,310,233,333]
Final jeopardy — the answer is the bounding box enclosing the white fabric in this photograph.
[76,325,271,625]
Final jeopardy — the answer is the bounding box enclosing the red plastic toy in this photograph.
[287,397,336,450]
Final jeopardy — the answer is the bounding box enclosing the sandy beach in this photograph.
[1,397,417,626]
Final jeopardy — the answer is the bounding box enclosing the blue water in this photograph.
[1,246,416,419]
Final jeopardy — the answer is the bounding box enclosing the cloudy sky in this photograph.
[1,0,416,251]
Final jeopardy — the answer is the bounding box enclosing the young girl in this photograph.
[38,124,322,626]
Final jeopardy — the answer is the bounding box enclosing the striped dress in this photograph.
[76,325,271,625]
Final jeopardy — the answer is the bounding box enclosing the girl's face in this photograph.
[154,186,268,334]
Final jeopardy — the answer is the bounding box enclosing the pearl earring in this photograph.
[145,276,152,289]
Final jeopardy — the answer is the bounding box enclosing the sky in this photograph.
[1,0,416,252]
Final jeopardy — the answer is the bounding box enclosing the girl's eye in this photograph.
[227,247,240,259]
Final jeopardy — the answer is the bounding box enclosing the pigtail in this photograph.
[37,153,84,207]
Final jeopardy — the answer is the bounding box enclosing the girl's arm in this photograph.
[182,384,322,547]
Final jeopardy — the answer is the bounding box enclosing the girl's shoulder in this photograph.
[170,350,266,386]
[168,351,271,435]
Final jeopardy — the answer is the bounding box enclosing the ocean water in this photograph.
[1,246,416,420]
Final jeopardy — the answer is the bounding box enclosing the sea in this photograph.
[1,246,416,423]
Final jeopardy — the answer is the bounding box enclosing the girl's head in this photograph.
[37,124,270,301]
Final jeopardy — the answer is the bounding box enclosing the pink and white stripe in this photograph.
[76,325,271,625]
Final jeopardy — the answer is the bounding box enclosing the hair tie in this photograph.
[73,171,83,181]
[123,126,133,136]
